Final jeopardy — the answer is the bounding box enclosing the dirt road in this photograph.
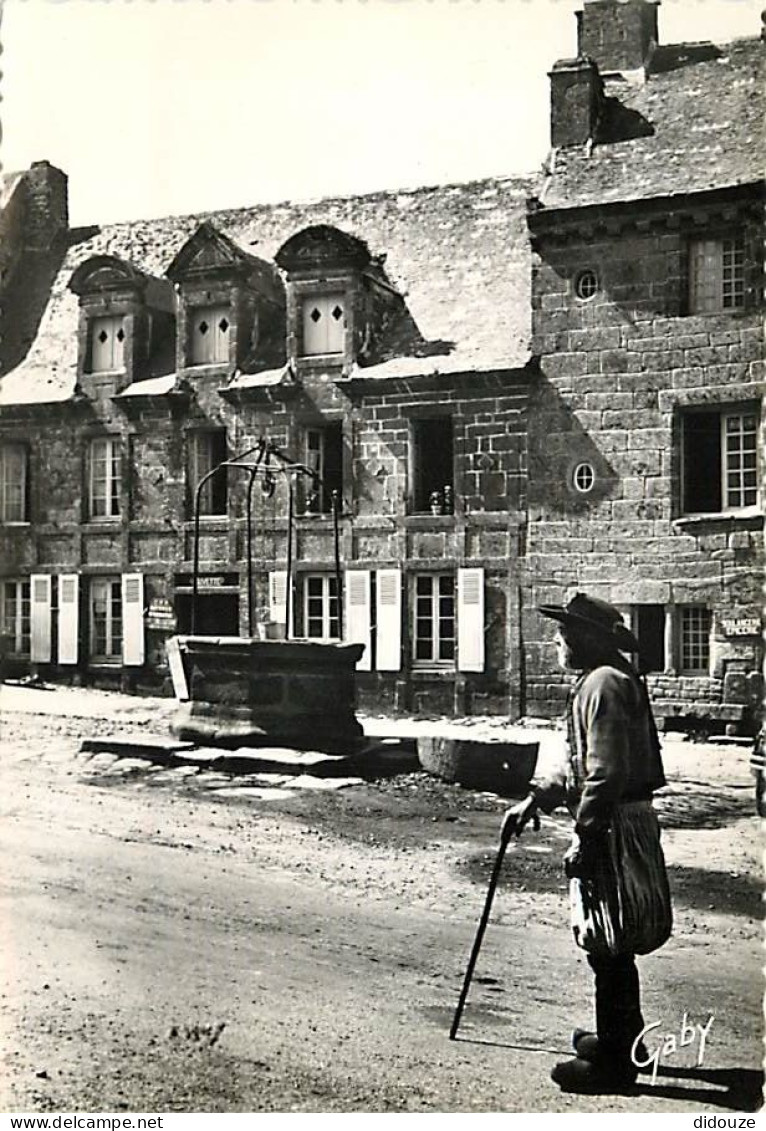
[0,685,762,1113]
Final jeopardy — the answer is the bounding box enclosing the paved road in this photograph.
[0,690,762,1113]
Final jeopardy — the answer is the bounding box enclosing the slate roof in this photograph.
[538,37,765,212]
[0,171,24,210]
[0,176,532,406]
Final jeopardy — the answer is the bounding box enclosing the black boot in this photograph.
[572,1027,649,1067]
[551,1055,637,1094]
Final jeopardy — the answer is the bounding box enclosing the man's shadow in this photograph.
[455,1038,762,1112]
[633,1064,763,1112]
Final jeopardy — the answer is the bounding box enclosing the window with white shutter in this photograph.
[189,305,231,366]
[122,573,145,666]
[413,574,455,666]
[301,295,346,356]
[58,574,79,665]
[1,579,31,655]
[90,578,122,662]
[375,569,401,672]
[304,574,341,642]
[89,315,126,373]
[30,574,52,663]
[457,567,485,673]
[344,570,371,671]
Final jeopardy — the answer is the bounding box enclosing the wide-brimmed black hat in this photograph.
[539,592,639,654]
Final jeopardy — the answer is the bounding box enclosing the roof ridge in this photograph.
[77,171,537,233]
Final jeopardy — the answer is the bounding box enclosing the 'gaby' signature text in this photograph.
[631,1013,714,1085]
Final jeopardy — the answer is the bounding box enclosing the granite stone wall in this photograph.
[524,203,764,730]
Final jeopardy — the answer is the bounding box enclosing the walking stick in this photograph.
[449,810,540,1040]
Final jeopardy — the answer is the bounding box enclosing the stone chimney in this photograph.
[576,0,660,74]
[24,160,68,251]
[549,57,603,148]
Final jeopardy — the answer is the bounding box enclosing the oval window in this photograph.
[573,462,596,493]
[574,269,599,301]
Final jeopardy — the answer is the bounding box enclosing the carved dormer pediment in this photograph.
[69,255,149,297]
[166,221,258,283]
[275,225,372,274]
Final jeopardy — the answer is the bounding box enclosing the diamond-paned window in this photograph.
[301,294,345,356]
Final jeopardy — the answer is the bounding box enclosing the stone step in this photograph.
[81,735,196,761]
[77,733,417,780]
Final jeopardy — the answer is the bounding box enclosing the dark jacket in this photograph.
[531,660,666,833]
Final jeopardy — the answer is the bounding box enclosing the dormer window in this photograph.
[89,315,126,373]
[189,306,231,367]
[166,223,285,377]
[301,295,346,356]
[69,255,176,392]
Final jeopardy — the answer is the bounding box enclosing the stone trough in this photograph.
[417,735,539,797]
[167,635,366,754]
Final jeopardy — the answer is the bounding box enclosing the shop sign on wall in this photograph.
[146,598,177,632]
[721,618,760,637]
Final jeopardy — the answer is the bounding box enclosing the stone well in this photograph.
[167,636,365,753]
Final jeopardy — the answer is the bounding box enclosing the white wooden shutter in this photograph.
[302,295,345,356]
[30,574,52,663]
[57,574,79,664]
[121,573,145,666]
[457,567,485,673]
[376,568,402,672]
[344,569,371,671]
[165,636,189,701]
[269,570,288,623]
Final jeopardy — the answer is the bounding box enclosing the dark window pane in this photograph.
[683,412,721,513]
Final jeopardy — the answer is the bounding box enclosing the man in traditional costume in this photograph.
[503,593,672,1093]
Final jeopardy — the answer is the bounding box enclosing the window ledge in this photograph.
[181,363,230,377]
[404,514,457,527]
[674,509,763,530]
[83,519,121,530]
[683,307,751,319]
[0,521,31,529]
[411,666,456,680]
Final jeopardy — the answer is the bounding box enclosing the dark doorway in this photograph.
[175,592,240,636]
[635,604,665,672]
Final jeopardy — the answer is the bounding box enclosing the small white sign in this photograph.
[721,618,760,637]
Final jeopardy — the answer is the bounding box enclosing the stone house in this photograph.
[0,166,533,717]
[0,0,762,732]
[523,0,764,732]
